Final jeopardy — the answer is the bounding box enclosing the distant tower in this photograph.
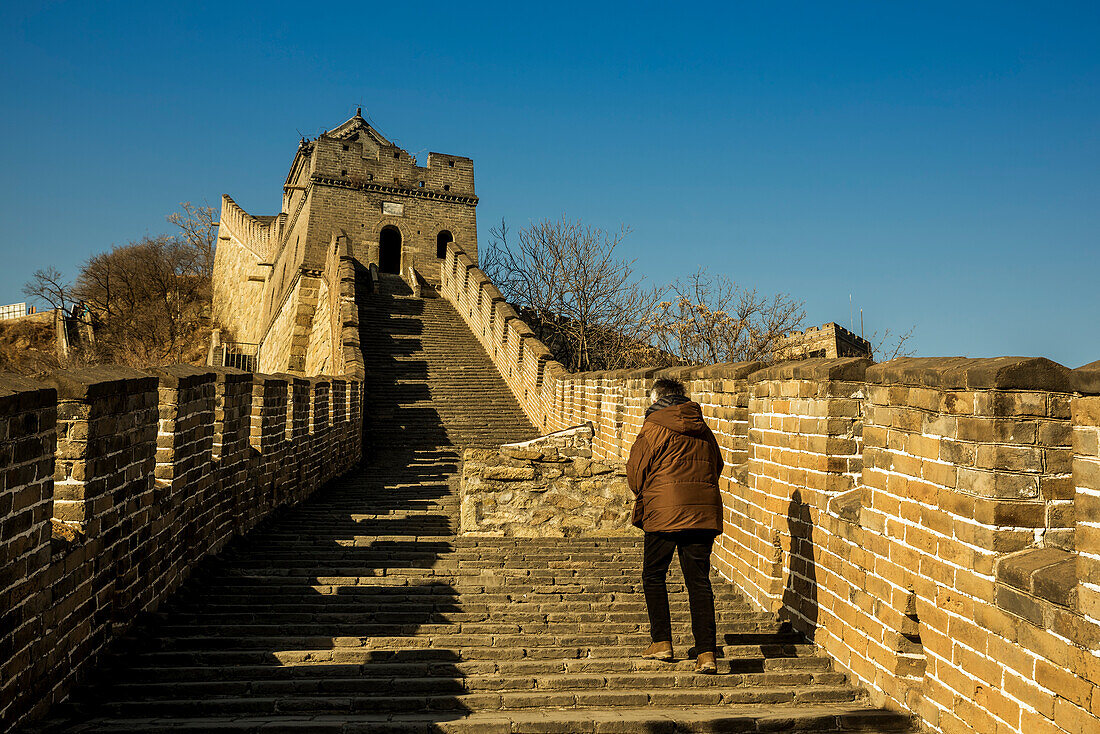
[775,323,873,361]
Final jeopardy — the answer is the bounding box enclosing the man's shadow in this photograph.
[780,489,819,641]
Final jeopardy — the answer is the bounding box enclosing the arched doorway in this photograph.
[379,226,401,273]
[436,230,454,259]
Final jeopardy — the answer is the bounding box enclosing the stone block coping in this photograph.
[37,366,157,399]
[1073,359,1100,395]
[866,356,1074,391]
[748,357,872,383]
[0,373,56,411]
[995,546,1077,609]
[144,364,217,389]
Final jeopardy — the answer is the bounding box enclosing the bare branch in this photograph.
[485,216,665,371]
[869,325,917,361]
[646,268,805,365]
[22,266,74,312]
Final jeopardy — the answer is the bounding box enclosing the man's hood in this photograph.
[646,400,709,437]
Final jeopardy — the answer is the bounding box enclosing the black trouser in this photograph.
[642,530,718,654]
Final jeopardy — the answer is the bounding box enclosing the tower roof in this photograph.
[323,110,392,148]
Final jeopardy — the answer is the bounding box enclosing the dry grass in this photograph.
[0,320,63,376]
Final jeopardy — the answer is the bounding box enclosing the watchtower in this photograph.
[212,110,479,351]
[287,108,478,275]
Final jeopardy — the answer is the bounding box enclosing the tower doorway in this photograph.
[379,226,401,273]
[436,230,453,259]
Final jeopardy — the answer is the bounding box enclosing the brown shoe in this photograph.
[695,651,717,674]
[642,641,674,661]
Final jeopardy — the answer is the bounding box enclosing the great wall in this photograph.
[2,112,1099,733]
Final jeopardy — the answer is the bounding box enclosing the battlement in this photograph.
[438,240,1100,734]
[218,194,278,260]
[310,135,476,201]
[0,366,363,727]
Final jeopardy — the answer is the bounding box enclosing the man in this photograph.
[626,377,723,674]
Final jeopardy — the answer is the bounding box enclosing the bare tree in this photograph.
[481,216,665,371]
[645,268,806,365]
[869,325,916,361]
[75,234,212,367]
[478,217,513,299]
[22,266,74,313]
[167,201,216,282]
[16,203,215,369]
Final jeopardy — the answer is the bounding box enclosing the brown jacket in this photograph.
[626,400,724,532]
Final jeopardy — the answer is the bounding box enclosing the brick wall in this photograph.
[251,232,363,379]
[438,243,1100,733]
[0,366,363,729]
[0,375,56,728]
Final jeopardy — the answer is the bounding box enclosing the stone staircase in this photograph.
[358,273,539,451]
[30,272,913,733]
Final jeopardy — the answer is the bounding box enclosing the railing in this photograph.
[221,342,259,372]
[0,302,28,320]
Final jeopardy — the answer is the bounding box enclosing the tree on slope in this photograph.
[20,202,217,368]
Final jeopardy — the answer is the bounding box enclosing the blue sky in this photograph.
[1,1,1097,367]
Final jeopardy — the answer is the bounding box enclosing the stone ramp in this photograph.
[28,273,913,733]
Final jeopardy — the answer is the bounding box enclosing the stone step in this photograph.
[65,683,867,718]
[108,642,824,667]
[114,633,796,656]
[155,599,757,613]
[171,579,752,595]
[94,655,834,685]
[35,705,915,733]
[77,669,852,701]
[145,613,765,629]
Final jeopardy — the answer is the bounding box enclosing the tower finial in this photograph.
[356,106,362,117]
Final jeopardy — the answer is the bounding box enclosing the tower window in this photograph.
[342,144,349,151]
[418,181,425,188]
[448,160,455,168]
[367,173,373,181]
[341,169,347,176]
[394,152,400,159]
[443,184,450,191]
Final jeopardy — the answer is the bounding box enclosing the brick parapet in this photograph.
[0,375,56,729]
[0,366,363,730]
[240,230,363,381]
[210,367,252,545]
[1074,397,1100,627]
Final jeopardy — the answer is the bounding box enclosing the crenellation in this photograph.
[0,365,363,730]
